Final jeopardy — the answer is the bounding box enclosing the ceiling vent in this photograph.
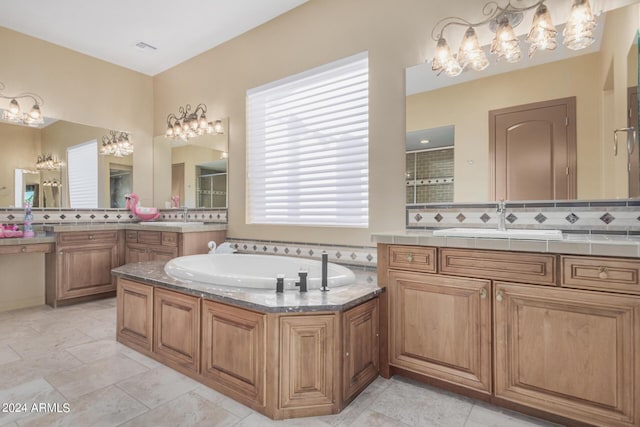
[135,42,157,51]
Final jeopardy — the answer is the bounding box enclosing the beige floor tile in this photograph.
[119,391,239,427]
[319,377,393,426]
[9,328,94,360]
[234,413,334,427]
[192,385,254,418]
[369,377,474,427]
[64,339,123,363]
[116,365,200,409]
[464,403,559,427]
[17,385,147,427]
[0,351,83,389]
[348,409,413,427]
[0,378,68,425]
[0,344,21,365]
[45,354,148,400]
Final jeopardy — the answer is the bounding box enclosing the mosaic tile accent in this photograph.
[406,200,640,234]
[225,238,377,267]
[506,213,518,223]
[456,213,466,223]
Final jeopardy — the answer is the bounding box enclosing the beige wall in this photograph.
[153,0,425,245]
[407,53,602,201]
[0,26,154,206]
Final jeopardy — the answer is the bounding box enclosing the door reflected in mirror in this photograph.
[109,164,133,208]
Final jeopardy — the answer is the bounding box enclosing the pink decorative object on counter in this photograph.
[125,193,160,221]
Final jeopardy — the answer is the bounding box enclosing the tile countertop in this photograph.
[112,261,383,314]
[43,223,227,233]
[372,231,640,258]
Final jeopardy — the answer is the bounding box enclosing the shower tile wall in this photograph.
[406,149,454,204]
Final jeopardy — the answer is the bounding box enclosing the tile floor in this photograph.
[0,299,560,427]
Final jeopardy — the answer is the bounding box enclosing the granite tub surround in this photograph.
[112,260,380,313]
[407,199,640,234]
[372,230,640,258]
[226,238,377,268]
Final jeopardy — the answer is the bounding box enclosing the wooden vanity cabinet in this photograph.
[388,270,492,393]
[380,243,640,427]
[201,300,266,410]
[494,282,640,427]
[117,278,154,353]
[342,297,379,403]
[124,229,225,263]
[46,230,122,306]
[153,288,200,373]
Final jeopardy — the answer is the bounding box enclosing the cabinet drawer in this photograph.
[440,248,556,286]
[161,232,178,247]
[58,231,118,246]
[561,256,640,294]
[125,231,138,243]
[137,231,162,245]
[388,245,436,273]
[0,243,54,255]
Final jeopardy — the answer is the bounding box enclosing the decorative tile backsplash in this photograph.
[0,208,227,225]
[407,200,640,234]
[225,238,377,268]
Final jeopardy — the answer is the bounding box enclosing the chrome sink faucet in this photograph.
[497,200,507,231]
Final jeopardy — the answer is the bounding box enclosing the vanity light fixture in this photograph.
[0,82,45,126]
[165,103,224,141]
[36,153,61,170]
[430,0,596,77]
[99,130,133,157]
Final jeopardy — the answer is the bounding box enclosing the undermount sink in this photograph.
[432,228,563,240]
[139,221,204,226]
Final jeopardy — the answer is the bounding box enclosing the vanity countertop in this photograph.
[112,261,382,313]
[43,223,227,233]
[0,236,56,246]
[372,230,640,258]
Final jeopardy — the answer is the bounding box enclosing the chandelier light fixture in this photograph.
[430,0,597,77]
[100,130,133,157]
[36,153,61,170]
[165,103,224,141]
[0,82,45,126]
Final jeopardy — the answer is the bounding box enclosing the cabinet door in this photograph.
[117,279,153,352]
[201,300,266,406]
[154,288,200,373]
[148,246,178,263]
[125,244,149,264]
[343,298,379,402]
[389,270,492,393]
[57,243,118,299]
[279,315,337,415]
[494,282,640,427]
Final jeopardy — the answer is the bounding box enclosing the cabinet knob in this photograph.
[598,267,608,280]
[21,246,27,253]
[496,290,504,302]
[480,288,487,299]
[407,253,413,262]
[345,352,350,357]
[59,251,64,255]
[88,235,94,240]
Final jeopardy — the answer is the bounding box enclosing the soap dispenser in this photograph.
[23,201,34,238]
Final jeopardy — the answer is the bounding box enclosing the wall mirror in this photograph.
[153,117,228,209]
[0,118,133,208]
[406,2,639,203]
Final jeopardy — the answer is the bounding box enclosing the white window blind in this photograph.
[67,140,98,208]
[247,52,369,227]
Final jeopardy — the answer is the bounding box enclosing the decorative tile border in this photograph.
[407,200,640,234]
[0,208,227,225]
[225,238,377,268]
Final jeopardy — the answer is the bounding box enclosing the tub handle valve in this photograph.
[295,271,308,293]
[276,274,285,293]
[321,252,329,292]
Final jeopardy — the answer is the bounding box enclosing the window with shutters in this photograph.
[67,140,98,208]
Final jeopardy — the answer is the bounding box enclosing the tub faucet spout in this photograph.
[321,252,329,292]
[497,199,507,231]
[295,271,308,293]
[276,275,284,293]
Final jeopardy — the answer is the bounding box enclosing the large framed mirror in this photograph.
[153,118,228,209]
[406,2,639,203]
[0,118,133,208]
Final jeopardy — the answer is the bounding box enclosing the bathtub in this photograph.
[164,253,356,289]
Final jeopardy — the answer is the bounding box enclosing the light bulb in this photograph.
[29,104,42,119]
[214,120,224,134]
[527,4,557,57]
[563,0,596,50]
[199,115,208,129]
[8,99,20,115]
[458,27,489,71]
[491,16,521,63]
